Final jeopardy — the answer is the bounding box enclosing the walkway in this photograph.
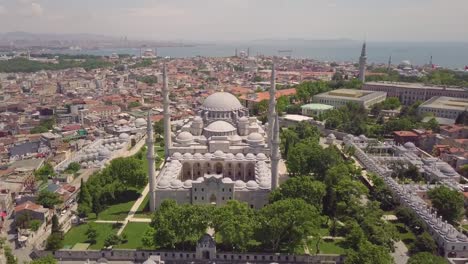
[117,184,150,235]
[391,240,409,264]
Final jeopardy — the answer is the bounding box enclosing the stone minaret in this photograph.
[358,42,367,83]
[271,114,280,190]
[162,64,171,159]
[267,63,277,146]
[146,111,156,212]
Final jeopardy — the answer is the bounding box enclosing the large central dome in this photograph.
[201,92,244,111]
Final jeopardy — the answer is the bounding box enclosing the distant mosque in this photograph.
[146,65,282,210]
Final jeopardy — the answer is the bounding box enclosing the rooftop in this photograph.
[366,81,468,91]
[301,103,334,110]
[420,96,468,110]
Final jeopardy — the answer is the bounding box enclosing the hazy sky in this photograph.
[0,0,467,42]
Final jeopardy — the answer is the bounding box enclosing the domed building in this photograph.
[146,66,282,211]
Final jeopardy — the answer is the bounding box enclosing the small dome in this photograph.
[176,131,193,143]
[193,116,203,123]
[259,180,271,189]
[257,153,267,161]
[246,180,259,190]
[119,133,130,140]
[404,142,416,149]
[225,153,235,160]
[235,153,245,160]
[235,180,246,189]
[222,178,233,184]
[158,179,170,189]
[213,150,225,159]
[204,153,213,160]
[183,180,193,188]
[247,133,264,143]
[183,153,193,159]
[327,133,336,139]
[246,153,256,160]
[98,148,111,157]
[170,179,183,189]
[172,152,182,160]
[359,134,367,140]
[116,119,128,126]
[194,153,204,160]
[135,118,146,128]
[201,92,243,111]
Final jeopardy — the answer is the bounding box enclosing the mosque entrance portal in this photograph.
[215,163,223,174]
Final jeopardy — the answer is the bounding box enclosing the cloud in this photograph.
[30,2,43,16]
[123,6,185,18]
[16,1,43,17]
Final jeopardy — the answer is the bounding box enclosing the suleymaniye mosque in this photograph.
[146,65,284,211]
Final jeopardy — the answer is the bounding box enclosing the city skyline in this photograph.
[0,0,467,42]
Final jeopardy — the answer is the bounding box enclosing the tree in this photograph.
[153,120,164,135]
[407,252,447,264]
[30,255,58,264]
[424,118,440,132]
[107,157,147,189]
[65,162,81,173]
[46,233,63,250]
[411,232,437,254]
[255,199,320,252]
[212,201,256,252]
[128,101,142,108]
[280,128,299,159]
[34,163,55,181]
[343,222,366,250]
[104,234,121,247]
[428,186,464,223]
[4,246,17,264]
[36,190,62,208]
[150,200,211,250]
[345,241,393,264]
[51,214,61,233]
[78,179,92,217]
[85,225,98,244]
[29,219,42,231]
[269,177,326,210]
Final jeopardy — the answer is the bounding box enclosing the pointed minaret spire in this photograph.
[387,55,392,72]
[429,55,433,67]
[271,113,280,190]
[162,64,172,159]
[358,41,367,83]
[268,63,277,146]
[146,111,156,212]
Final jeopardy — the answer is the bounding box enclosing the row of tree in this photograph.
[78,156,147,218]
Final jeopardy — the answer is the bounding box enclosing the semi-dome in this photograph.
[247,132,263,141]
[176,131,194,143]
[135,118,146,127]
[204,121,236,133]
[201,92,243,111]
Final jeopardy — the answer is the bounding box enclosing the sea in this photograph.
[64,41,468,69]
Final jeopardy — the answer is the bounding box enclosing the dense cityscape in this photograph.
[1,17,468,264]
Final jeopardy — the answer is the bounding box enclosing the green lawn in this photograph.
[115,222,151,249]
[63,222,118,250]
[393,222,416,247]
[95,189,141,221]
[307,238,346,254]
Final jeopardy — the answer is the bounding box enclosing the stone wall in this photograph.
[34,249,344,264]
